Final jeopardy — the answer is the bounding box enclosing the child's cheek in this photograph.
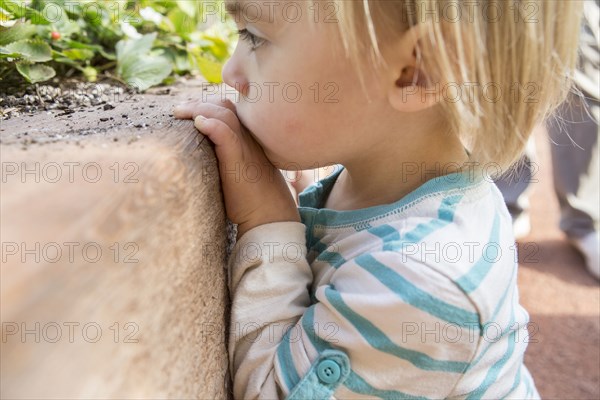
[283,115,303,136]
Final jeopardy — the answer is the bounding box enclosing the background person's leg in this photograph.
[494,138,537,239]
[548,93,600,279]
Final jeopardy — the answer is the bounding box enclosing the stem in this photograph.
[96,61,117,71]
[35,84,46,105]
[102,71,129,87]
[0,67,11,81]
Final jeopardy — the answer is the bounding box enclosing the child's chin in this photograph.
[263,150,296,170]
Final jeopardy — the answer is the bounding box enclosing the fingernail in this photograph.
[194,115,207,126]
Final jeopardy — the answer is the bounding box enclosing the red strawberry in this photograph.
[51,31,61,40]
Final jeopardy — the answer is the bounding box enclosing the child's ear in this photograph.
[385,23,439,113]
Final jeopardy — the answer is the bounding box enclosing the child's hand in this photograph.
[173,97,301,240]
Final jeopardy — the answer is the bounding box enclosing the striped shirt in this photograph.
[227,165,540,399]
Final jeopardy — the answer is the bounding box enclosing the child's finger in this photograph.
[194,116,243,164]
[174,102,240,133]
[172,100,194,118]
[173,97,236,119]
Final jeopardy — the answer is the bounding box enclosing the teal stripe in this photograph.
[276,328,301,392]
[455,212,501,293]
[467,267,518,368]
[309,238,347,267]
[324,286,469,373]
[311,239,329,254]
[311,194,461,267]
[466,330,517,399]
[355,253,480,327]
[298,209,315,247]
[316,251,346,267]
[382,219,447,252]
[384,194,462,251]
[438,194,463,221]
[467,290,517,369]
[301,306,332,351]
[489,268,517,324]
[312,195,463,271]
[502,363,522,398]
[468,315,518,370]
[368,224,401,242]
[405,194,463,243]
[401,219,446,243]
[301,307,427,399]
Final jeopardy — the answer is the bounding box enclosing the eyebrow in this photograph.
[224,0,240,15]
[224,0,267,22]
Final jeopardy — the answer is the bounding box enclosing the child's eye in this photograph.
[237,29,267,51]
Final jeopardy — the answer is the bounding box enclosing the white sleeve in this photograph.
[227,221,313,400]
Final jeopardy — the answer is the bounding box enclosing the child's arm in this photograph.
[228,228,486,399]
[227,221,312,399]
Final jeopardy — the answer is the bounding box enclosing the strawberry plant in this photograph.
[0,0,237,91]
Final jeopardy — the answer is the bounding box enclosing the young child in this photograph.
[174,1,583,398]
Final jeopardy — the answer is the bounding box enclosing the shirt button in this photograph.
[316,359,341,384]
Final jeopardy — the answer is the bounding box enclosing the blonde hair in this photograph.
[332,0,584,170]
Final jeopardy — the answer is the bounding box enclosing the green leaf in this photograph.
[167,8,195,37]
[117,32,173,91]
[116,32,157,60]
[0,22,38,45]
[83,5,107,26]
[32,0,67,8]
[1,1,51,24]
[63,48,94,60]
[64,39,102,51]
[0,7,13,25]
[0,47,21,59]
[120,55,172,91]
[200,35,229,61]
[161,47,191,73]
[188,47,222,83]
[116,32,172,91]
[176,0,196,17]
[98,48,116,61]
[174,53,191,73]
[15,62,56,83]
[4,39,52,62]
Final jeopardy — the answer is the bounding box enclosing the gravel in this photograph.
[0,77,136,121]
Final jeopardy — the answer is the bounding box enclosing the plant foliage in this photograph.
[0,0,237,90]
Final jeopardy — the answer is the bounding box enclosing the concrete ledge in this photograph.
[1,81,235,399]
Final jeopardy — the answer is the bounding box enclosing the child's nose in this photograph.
[222,57,249,97]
